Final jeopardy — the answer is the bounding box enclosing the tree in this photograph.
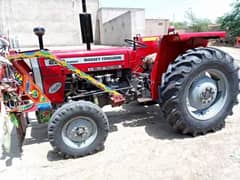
[170,21,188,30]
[220,0,240,42]
[184,9,211,32]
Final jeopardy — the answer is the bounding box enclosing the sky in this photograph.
[99,0,235,22]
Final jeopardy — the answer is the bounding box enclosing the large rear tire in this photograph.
[160,47,240,136]
[48,101,109,157]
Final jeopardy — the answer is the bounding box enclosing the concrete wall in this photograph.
[97,8,145,45]
[145,19,169,36]
[0,0,99,47]
[131,10,145,37]
[96,8,129,44]
[102,11,132,46]
[0,1,169,47]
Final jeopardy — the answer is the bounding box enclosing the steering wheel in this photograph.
[124,39,147,48]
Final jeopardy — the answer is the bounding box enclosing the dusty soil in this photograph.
[0,47,240,180]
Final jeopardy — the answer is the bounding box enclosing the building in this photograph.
[96,8,146,46]
[0,0,99,47]
[0,0,169,47]
[145,19,170,36]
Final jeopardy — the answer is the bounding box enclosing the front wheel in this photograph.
[48,101,109,157]
[160,47,240,136]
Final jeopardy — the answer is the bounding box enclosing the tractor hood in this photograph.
[178,31,226,41]
[50,47,132,59]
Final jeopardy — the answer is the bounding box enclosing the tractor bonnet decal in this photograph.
[44,54,124,66]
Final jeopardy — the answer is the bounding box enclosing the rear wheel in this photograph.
[48,101,109,157]
[160,47,240,136]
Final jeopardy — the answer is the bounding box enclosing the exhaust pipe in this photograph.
[80,0,93,50]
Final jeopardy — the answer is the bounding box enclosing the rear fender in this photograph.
[150,31,226,100]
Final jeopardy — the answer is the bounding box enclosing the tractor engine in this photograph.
[64,69,133,106]
[28,26,158,108]
[63,69,152,106]
[30,47,153,108]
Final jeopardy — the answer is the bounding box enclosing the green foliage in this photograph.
[184,9,211,32]
[170,21,187,30]
[171,9,211,32]
[216,16,224,25]
[220,0,240,42]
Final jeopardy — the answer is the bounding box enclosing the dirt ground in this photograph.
[1,47,240,180]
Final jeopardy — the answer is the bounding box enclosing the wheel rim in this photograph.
[62,116,98,149]
[186,69,229,121]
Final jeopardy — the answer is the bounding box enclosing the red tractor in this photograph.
[0,5,239,158]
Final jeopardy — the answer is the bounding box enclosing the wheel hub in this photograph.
[200,87,216,104]
[65,118,96,144]
[189,76,217,109]
[69,126,90,142]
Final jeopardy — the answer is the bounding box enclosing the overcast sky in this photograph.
[99,0,235,22]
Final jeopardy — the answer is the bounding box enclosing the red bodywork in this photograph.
[28,31,225,104]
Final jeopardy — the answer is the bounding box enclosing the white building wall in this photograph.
[97,8,145,45]
[0,0,99,47]
[97,8,129,44]
[0,1,169,47]
[131,10,145,37]
[102,11,132,46]
[145,19,170,36]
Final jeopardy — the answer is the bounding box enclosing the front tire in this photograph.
[160,47,239,136]
[48,101,109,157]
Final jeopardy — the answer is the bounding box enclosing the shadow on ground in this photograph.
[46,103,189,161]
[26,103,188,147]
[11,103,189,162]
[0,126,22,167]
[0,121,49,167]
[106,102,189,140]
[23,123,48,146]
